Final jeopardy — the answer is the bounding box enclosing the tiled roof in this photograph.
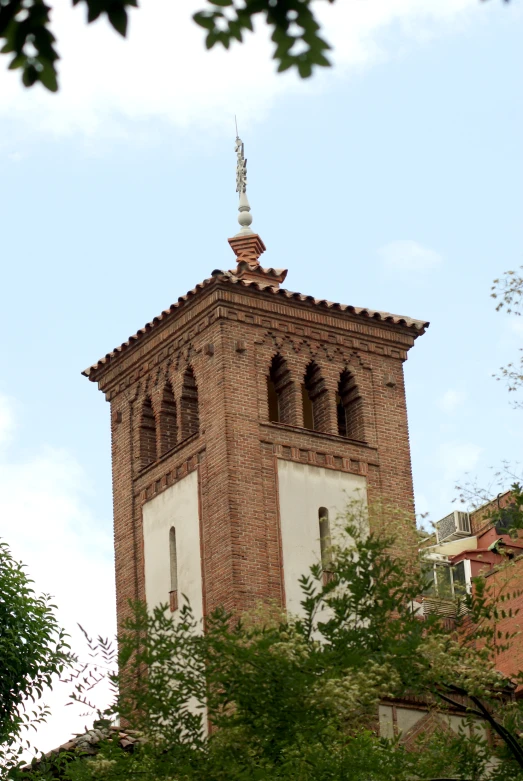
[22,725,141,772]
[82,270,429,378]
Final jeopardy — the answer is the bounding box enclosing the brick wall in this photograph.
[90,277,423,627]
[470,490,514,535]
[485,559,523,687]
[461,557,523,690]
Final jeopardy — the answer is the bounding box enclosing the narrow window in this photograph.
[302,362,328,432]
[319,507,333,585]
[422,562,437,596]
[336,391,347,437]
[181,367,199,439]
[267,354,293,424]
[267,376,280,423]
[302,383,314,429]
[435,564,453,600]
[139,397,157,469]
[169,526,178,612]
[159,382,178,456]
[337,369,365,441]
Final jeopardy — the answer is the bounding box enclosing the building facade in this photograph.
[83,156,428,628]
[421,493,523,691]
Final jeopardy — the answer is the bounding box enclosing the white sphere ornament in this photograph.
[238,210,253,228]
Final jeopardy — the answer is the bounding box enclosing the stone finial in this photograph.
[229,134,286,286]
[235,136,254,236]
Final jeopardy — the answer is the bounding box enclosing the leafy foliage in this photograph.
[0,0,136,92]
[492,268,523,404]
[0,539,69,773]
[22,507,523,781]
[193,0,331,79]
[0,0,513,93]
[60,625,117,714]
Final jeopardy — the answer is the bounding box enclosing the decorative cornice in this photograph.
[260,422,379,460]
[82,274,428,386]
[135,447,205,501]
[260,436,378,472]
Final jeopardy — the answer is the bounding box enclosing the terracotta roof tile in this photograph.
[82,272,429,378]
[22,725,142,772]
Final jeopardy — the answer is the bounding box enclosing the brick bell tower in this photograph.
[83,137,428,628]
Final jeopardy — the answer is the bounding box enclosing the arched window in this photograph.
[169,526,178,612]
[139,397,157,469]
[159,382,178,456]
[302,361,328,432]
[267,354,293,424]
[319,507,333,585]
[181,367,199,439]
[337,369,365,441]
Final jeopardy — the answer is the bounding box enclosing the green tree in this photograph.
[0,0,512,94]
[0,539,69,774]
[492,268,523,406]
[24,507,523,781]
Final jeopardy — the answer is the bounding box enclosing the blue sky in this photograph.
[0,0,521,754]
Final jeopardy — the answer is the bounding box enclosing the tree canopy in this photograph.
[21,506,523,781]
[0,0,511,94]
[492,268,523,405]
[0,539,69,774]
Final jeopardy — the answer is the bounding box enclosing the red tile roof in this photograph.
[82,270,429,379]
[22,725,141,772]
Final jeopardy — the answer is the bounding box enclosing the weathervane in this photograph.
[234,118,253,235]
[235,137,247,194]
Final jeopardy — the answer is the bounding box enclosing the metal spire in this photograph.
[235,129,253,236]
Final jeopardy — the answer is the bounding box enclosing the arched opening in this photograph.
[181,367,199,439]
[337,369,365,441]
[319,507,333,585]
[139,397,157,469]
[267,354,293,424]
[169,526,178,612]
[159,382,178,456]
[302,361,328,432]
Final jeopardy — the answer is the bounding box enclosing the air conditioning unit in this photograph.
[436,511,471,542]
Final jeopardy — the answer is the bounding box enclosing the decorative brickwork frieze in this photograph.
[135,448,204,504]
[89,282,421,400]
[263,439,377,477]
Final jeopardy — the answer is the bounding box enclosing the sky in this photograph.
[0,0,522,757]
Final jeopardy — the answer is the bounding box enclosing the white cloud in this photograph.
[438,389,467,413]
[0,394,115,757]
[378,239,443,272]
[0,0,482,138]
[437,441,483,482]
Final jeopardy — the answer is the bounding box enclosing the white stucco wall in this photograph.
[380,705,488,741]
[142,470,203,624]
[277,460,367,617]
[396,707,487,739]
[378,704,395,739]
